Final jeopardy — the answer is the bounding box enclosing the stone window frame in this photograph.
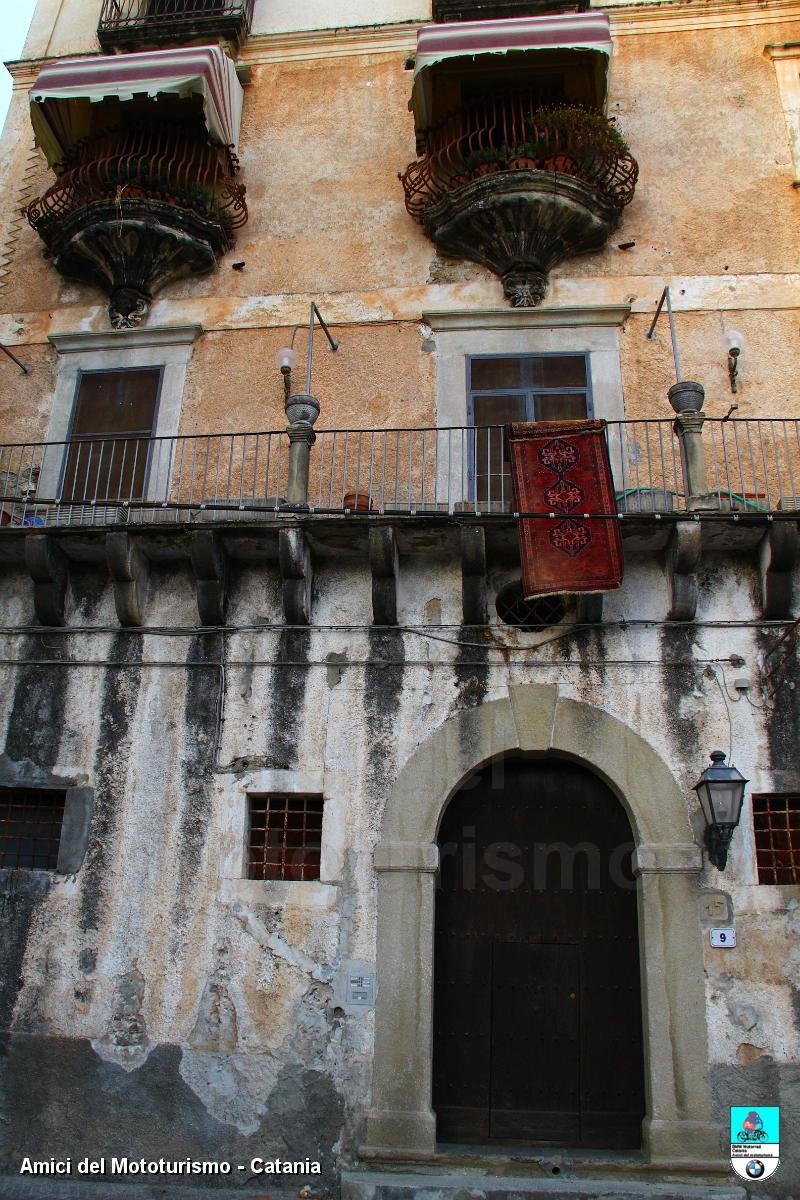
[765,43,800,187]
[424,305,630,421]
[39,326,203,502]
[423,305,631,490]
[0,754,93,877]
[220,768,341,908]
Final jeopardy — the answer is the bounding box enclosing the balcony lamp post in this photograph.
[275,303,339,508]
[693,750,748,871]
[647,286,712,506]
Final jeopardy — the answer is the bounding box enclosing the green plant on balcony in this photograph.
[461,105,632,195]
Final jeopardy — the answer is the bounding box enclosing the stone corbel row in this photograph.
[22,528,407,629]
[665,522,798,621]
[25,531,230,629]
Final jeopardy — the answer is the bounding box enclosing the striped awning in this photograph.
[30,45,244,169]
[411,12,612,129]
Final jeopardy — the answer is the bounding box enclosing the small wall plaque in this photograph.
[332,959,376,1014]
[348,972,375,1006]
[710,928,737,948]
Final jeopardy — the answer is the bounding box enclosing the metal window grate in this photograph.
[247,794,324,882]
[496,580,568,630]
[752,793,800,885]
[0,787,66,870]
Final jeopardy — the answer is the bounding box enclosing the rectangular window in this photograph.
[62,367,162,505]
[0,787,67,870]
[247,794,324,882]
[753,794,800,884]
[468,353,591,503]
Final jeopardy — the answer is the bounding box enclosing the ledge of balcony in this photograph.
[402,103,638,306]
[25,123,247,329]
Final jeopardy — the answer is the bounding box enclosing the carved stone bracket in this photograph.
[759,522,798,619]
[422,171,621,307]
[370,526,399,626]
[25,533,68,626]
[190,531,228,626]
[460,526,487,625]
[32,199,229,330]
[106,531,150,627]
[667,523,702,621]
[279,528,312,625]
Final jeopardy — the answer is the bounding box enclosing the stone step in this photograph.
[341,1171,747,1200]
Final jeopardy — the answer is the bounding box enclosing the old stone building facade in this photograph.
[0,0,798,1196]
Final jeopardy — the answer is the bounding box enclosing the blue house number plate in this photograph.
[710,928,737,947]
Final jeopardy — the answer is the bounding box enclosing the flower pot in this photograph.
[667,380,705,414]
[285,393,320,425]
[343,491,373,512]
[545,154,577,173]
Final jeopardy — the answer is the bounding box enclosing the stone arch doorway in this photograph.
[365,687,721,1166]
[433,754,645,1148]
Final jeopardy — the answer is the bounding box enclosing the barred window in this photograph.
[247,794,323,882]
[0,787,67,870]
[752,793,800,885]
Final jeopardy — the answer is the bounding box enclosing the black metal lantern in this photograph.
[693,750,748,870]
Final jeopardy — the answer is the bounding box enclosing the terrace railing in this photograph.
[26,122,247,241]
[401,98,639,220]
[1,420,799,529]
[98,0,255,49]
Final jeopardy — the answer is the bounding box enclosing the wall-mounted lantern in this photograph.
[725,329,743,394]
[693,750,748,870]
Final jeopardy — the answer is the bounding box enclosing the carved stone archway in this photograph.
[365,685,721,1166]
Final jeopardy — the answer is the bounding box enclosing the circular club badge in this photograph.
[730,1107,780,1181]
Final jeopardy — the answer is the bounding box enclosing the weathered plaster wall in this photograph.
[0,543,797,1190]
[0,6,797,434]
[178,323,435,435]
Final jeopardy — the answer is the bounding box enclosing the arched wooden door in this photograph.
[433,755,645,1148]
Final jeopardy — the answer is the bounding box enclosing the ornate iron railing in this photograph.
[401,99,638,219]
[1,420,799,529]
[98,0,254,49]
[25,122,247,238]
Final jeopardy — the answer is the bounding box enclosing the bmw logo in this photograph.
[746,1161,766,1179]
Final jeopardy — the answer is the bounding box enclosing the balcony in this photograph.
[1,419,798,529]
[25,121,247,328]
[97,0,255,51]
[432,0,589,22]
[2,418,796,627]
[401,99,638,306]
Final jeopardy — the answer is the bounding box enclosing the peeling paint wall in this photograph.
[0,543,798,1190]
[0,0,798,1192]
[0,4,798,432]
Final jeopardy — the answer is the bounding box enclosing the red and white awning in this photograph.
[30,45,244,168]
[411,12,613,129]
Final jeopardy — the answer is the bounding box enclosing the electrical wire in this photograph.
[705,665,734,763]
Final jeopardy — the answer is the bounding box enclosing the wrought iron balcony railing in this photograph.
[402,98,639,220]
[98,0,255,50]
[26,122,247,241]
[1,420,799,530]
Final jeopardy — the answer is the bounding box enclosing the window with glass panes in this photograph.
[62,368,162,506]
[468,354,591,504]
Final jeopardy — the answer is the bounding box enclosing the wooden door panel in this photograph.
[433,756,645,1148]
[490,942,580,1142]
[433,934,492,1141]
